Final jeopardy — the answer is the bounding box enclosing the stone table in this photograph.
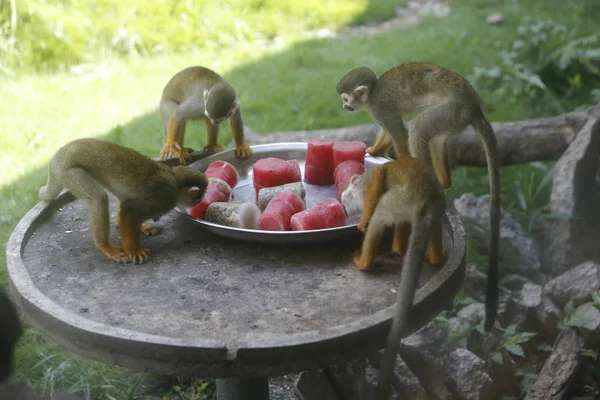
[6,192,465,400]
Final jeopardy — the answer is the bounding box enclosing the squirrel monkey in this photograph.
[351,158,446,400]
[159,66,253,165]
[337,62,499,333]
[39,139,208,264]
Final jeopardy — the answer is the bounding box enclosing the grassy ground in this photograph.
[1,0,599,398]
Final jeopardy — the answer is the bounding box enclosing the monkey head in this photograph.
[172,167,208,208]
[204,82,239,125]
[336,67,377,112]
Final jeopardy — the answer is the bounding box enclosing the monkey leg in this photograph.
[229,108,253,160]
[354,215,387,271]
[203,119,225,154]
[117,205,149,264]
[429,134,452,189]
[160,113,192,165]
[61,168,128,263]
[408,101,470,174]
[115,211,159,236]
[391,222,411,255]
[426,218,446,266]
[366,129,393,157]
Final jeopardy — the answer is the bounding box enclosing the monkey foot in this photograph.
[391,243,407,256]
[97,244,130,263]
[426,249,448,266]
[353,253,374,271]
[124,248,150,264]
[235,143,253,160]
[365,146,386,157]
[357,220,369,233]
[141,223,160,236]
[203,144,225,154]
[160,142,191,165]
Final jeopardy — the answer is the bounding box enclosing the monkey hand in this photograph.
[98,244,130,263]
[203,144,225,154]
[235,143,253,160]
[141,223,160,236]
[161,142,191,165]
[125,247,150,264]
[357,219,369,233]
[426,248,448,266]
[366,145,386,157]
[352,252,374,271]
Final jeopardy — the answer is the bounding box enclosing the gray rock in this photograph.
[294,370,338,400]
[511,282,562,341]
[362,364,400,400]
[544,261,600,308]
[463,265,523,326]
[454,193,541,276]
[269,375,297,400]
[537,118,600,276]
[399,322,455,399]
[446,348,494,400]
[367,353,424,400]
[328,357,368,400]
[520,282,543,308]
[458,302,485,323]
[524,327,584,400]
[572,302,600,347]
[500,273,534,292]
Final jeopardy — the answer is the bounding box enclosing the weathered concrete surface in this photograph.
[7,192,465,378]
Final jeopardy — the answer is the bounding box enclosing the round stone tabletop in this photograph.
[6,192,465,378]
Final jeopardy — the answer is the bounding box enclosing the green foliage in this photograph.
[469,18,600,115]
[489,324,537,365]
[0,0,401,74]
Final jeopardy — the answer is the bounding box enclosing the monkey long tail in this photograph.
[39,169,63,202]
[375,216,432,400]
[472,117,500,332]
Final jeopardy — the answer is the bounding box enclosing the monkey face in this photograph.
[341,86,369,112]
[178,186,206,208]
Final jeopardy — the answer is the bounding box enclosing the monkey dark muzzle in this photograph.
[344,105,355,112]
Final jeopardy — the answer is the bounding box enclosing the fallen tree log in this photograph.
[243,105,600,167]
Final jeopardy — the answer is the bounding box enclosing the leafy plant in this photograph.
[469,19,600,114]
[488,324,537,365]
[510,162,555,233]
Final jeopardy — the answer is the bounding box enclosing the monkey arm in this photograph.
[228,105,253,160]
[160,112,191,165]
[358,166,386,232]
[203,119,224,153]
[366,129,393,157]
[117,202,149,264]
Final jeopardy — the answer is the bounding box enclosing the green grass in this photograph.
[1,0,599,398]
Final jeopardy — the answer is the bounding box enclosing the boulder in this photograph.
[536,118,600,276]
[544,261,600,308]
[454,193,541,276]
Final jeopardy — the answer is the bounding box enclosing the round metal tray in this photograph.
[183,142,391,245]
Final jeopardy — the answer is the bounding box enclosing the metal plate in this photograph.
[182,142,391,245]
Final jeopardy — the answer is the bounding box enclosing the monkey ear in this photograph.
[231,99,241,113]
[355,85,369,96]
[203,89,210,102]
[188,186,201,196]
[354,85,369,102]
